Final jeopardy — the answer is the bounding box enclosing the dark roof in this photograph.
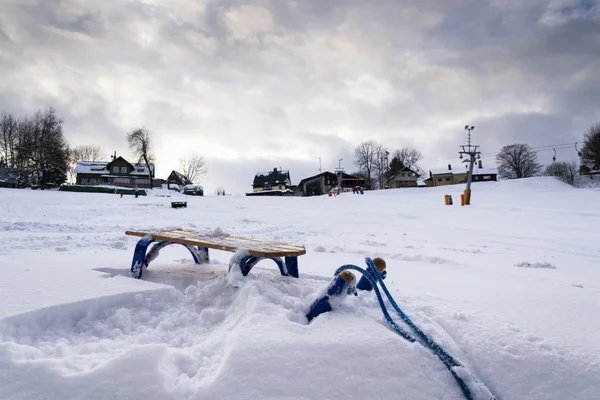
[253,168,291,187]
[400,166,419,175]
[106,156,134,170]
[167,170,193,186]
[297,171,365,187]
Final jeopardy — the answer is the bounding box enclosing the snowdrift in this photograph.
[0,177,599,400]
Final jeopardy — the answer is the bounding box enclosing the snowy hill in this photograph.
[0,177,599,400]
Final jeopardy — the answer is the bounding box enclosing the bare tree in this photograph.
[581,122,600,170]
[545,161,578,185]
[0,111,18,168]
[385,148,424,182]
[127,128,154,183]
[354,141,380,190]
[71,144,105,162]
[392,148,423,171]
[496,143,542,179]
[65,145,105,183]
[372,145,389,189]
[178,152,208,183]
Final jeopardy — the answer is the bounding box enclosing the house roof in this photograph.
[429,165,498,176]
[387,167,420,182]
[429,168,455,176]
[297,171,365,187]
[168,170,193,185]
[253,168,291,187]
[472,168,498,175]
[107,156,134,170]
[73,162,109,174]
[74,160,155,176]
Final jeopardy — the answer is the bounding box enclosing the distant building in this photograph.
[0,167,25,188]
[580,165,600,176]
[424,164,498,187]
[167,170,193,190]
[386,167,419,188]
[246,167,295,196]
[296,171,366,196]
[74,156,156,188]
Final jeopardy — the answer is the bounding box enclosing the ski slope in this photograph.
[0,177,599,399]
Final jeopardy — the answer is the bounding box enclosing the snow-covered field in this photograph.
[0,177,599,400]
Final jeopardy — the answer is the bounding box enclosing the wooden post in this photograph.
[461,193,465,206]
[464,189,471,205]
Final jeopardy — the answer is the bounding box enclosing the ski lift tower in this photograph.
[458,125,481,205]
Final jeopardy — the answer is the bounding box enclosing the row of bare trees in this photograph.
[353,141,424,189]
[1,108,209,189]
[353,122,600,190]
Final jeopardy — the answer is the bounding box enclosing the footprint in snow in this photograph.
[515,261,557,269]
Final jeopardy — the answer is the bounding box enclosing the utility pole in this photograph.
[335,158,344,189]
[459,125,481,205]
[318,153,322,174]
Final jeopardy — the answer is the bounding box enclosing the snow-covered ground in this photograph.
[0,177,599,400]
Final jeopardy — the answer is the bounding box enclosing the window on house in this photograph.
[484,175,491,180]
[121,167,128,173]
[82,178,88,184]
[279,184,283,190]
[114,177,131,184]
[112,167,119,174]
[437,178,443,182]
[445,177,451,181]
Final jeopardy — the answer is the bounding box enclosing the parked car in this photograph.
[183,185,204,196]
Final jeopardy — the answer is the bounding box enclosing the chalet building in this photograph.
[424,164,498,187]
[167,170,192,189]
[246,167,295,196]
[297,171,366,196]
[74,156,156,188]
[386,167,419,188]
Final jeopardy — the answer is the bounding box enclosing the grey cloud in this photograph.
[0,0,598,193]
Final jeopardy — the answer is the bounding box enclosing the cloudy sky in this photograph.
[1,0,599,194]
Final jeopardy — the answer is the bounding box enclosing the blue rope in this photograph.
[334,258,491,400]
[334,264,415,342]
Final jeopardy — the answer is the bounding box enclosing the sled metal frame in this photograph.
[125,229,305,279]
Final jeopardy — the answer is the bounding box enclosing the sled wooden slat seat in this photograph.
[125,229,306,279]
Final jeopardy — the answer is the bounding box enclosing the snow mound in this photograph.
[0,273,463,400]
